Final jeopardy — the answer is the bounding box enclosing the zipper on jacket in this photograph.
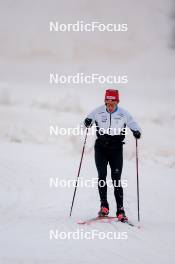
[109,113,112,134]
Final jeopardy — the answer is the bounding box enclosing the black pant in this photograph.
[94,140,123,210]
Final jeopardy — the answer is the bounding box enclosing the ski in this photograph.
[77,216,137,227]
[78,216,117,225]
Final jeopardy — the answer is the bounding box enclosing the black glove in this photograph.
[132,130,141,139]
[84,118,93,128]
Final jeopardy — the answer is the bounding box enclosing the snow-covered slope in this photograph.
[0,142,175,264]
[0,0,175,263]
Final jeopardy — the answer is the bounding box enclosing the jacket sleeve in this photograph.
[81,108,97,130]
[125,110,141,132]
[86,110,96,125]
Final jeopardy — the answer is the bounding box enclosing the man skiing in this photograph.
[84,89,141,222]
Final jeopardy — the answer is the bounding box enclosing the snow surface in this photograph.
[0,0,175,263]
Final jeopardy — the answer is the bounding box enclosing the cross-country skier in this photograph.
[84,89,141,221]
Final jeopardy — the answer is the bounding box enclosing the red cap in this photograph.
[105,89,119,101]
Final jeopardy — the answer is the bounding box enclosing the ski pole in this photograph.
[136,138,140,222]
[69,128,88,217]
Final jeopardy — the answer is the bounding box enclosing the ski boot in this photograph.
[98,201,109,217]
[117,207,128,222]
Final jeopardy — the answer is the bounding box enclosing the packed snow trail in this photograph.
[0,142,175,263]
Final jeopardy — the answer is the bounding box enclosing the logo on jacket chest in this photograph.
[101,115,107,123]
[100,115,122,124]
[113,117,122,125]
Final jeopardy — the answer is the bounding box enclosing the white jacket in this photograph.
[86,105,141,136]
